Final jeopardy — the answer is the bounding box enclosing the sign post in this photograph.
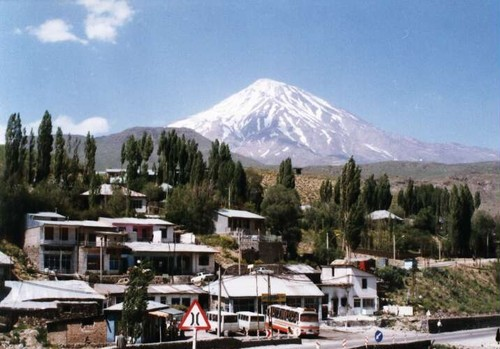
[179,300,211,349]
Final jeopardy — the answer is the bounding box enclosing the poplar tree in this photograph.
[232,161,247,207]
[319,179,333,203]
[27,129,36,184]
[4,113,23,183]
[361,174,377,212]
[339,157,364,259]
[36,111,53,183]
[376,173,392,210]
[276,157,295,189]
[53,127,66,184]
[83,132,97,186]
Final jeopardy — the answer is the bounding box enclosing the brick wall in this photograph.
[48,317,107,346]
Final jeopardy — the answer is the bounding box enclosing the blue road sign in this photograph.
[374,330,383,343]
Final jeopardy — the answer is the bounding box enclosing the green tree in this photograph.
[261,184,302,260]
[83,132,97,186]
[139,132,154,177]
[122,260,154,343]
[121,135,141,189]
[36,111,53,183]
[474,191,481,210]
[448,184,474,257]
[27,129,36,184]
[276,157,295,189]
[319,179,333,203]
[246,169,264,212]
[232,161,247,208]
[165,184,217,234]
[338,157,364,258]
[376,173,392,210]
[53,127,66,184]
[361,174,377,212]
[471,210,495,257]
[4,113,24,184]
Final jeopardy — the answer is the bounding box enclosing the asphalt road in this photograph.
[243,327,499,349]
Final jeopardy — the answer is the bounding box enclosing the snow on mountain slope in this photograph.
[169,79,499,166]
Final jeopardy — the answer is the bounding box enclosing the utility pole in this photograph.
[217,266,222,337]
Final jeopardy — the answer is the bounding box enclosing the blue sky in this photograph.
[1,0,499,152]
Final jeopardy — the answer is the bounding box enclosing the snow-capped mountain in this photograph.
[169,79,499,166]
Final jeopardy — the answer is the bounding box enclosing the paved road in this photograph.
[243,327,499,349]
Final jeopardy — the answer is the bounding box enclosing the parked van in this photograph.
[206,310,239,336]
[236,311,265,335]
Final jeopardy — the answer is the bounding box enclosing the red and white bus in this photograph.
[265,304,320,337]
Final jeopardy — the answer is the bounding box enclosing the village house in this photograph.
[205,274,325,318]
[81,184,148,213]
[214,208,265,237]
[93,282,207,309]
[0,280,104,330]
[23,213,217,278]
[23,212,129,275]
[320,263,379,317]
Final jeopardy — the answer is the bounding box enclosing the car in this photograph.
[190,272,215,284]
[250,267,274,275]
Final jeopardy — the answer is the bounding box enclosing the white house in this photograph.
[205,274,324,317]
[320,263,379,317]
[98,217,175,243]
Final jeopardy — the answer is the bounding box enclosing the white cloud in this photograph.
[0,116,108,145]
[54,115,110,135]
[78,0,134,43]
[27,19,87,44]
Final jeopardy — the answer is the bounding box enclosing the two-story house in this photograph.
[320,263,379,317]
[24,212,127,275]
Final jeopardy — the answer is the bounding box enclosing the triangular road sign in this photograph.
[179,300,211,331]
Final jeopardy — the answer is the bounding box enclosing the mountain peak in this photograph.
[168,80,499,166]
[247,78,292,98]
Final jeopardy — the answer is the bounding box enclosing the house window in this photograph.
[87,255,100,270]
[363,298,375,308]
[60,228,69,241]
[171,298,180,305]
[45,227,54,240]
[199,255,209,266]
[131,200,143,209]
[109,256,120,270]
[182,298,191,307]
[44,254,59,270]
[161,229,168,239]
[354,298,361,308]
[340,297,347,307]
[160,296,167,304]
[362,278,368,289]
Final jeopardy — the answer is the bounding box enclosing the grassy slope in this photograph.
[385,263,500,316]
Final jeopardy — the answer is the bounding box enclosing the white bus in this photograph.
[236,311,265,335]
[206,310,239,336]
[266,304,320,337]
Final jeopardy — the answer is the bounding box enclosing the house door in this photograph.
[332,297,339,316]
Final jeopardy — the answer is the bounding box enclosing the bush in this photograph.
[375,266,407,291]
